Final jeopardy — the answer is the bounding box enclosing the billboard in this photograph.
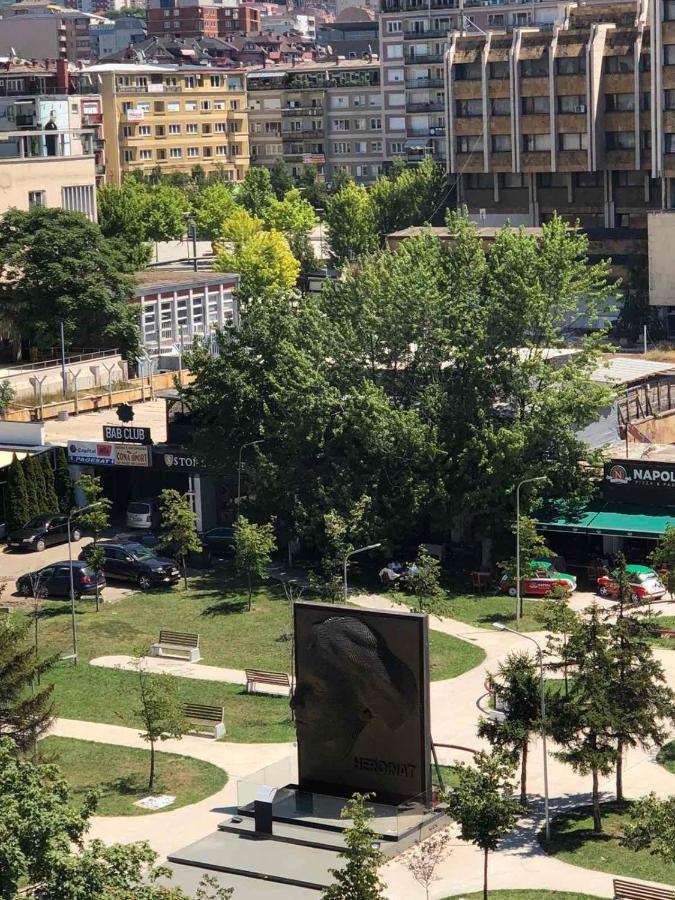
[293,601,430,805]
[603,458,675,503]
[67,441,150,467]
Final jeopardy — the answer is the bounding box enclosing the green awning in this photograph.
[538,501,675,538]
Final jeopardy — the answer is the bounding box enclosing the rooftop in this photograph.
[134,269,238,295]
[247,57,380,75]
[591,356,675,386]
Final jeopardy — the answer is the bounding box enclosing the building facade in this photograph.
[0,1,101,62]
[146,0,260,40]
[247,59,384,183]
[91,62,249,184]
[94,16,147,60]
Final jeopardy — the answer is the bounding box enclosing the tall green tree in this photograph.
[144,184,190,245]
[237,166,275,216]
[326,181,378,265]
[548,602,617,833]
[607,553,675,802]
[650,524,675,597]
[54,447,75,514]
[6,454,30,532]
[534,585,578,695]
[24,453,49,516]
[0,616,55,752]
[0,207,140,359]
[135,667,187,790]
[263,187,318,271]
[77,474,112,612]
[22,456,41,525]
[322,793,386,900]
[215,228,300,301]
[40,452,59,514]
[234,517,277,611]
[444,750,521,900]
[193,182,237,242]
[478,651,540,806]
[270,158,294,199]
[97,179,152,269]
[156,488,202,589]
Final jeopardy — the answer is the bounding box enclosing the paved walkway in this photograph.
[89,655,290,696]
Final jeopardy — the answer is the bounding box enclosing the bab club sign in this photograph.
[603,459,675,502]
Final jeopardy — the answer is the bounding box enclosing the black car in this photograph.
[79,541,180,590]
[16,561,105,600]
[7,514,82,552]
[201,526,236,559]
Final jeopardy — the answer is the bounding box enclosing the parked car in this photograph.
[7,514,81,552]
[79,541,180,590]
[16,561,105,599]
[125,499,159,531]
[597,564,666,602]
[201,525,236,559]
[499,560,577,597]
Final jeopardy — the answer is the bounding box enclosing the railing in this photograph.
[0,128,95,161]
[281,106,324,116]
[2,347,119,376]
[406,78,445,88]
[408,125,445,136]
[404,52,445,64]
[404,27,450,39]
[407,101,445,112]
[116,84,182,94]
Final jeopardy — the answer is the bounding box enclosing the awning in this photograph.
[538,501,675,538]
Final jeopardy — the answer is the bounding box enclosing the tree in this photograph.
[193,182,237,242]
[498,516,554,615]
[40,452,60,515]
[0,379,14,415]
[370,157,447,239]
[234,516,277,611]
[24,453,49,516]
[297,164,327,209]
[97,179,152,270]
[534,585,578,695]
[548,602,617,833]
[650,524,675,597]
[216,205,264,253]
[215,228,300,301]
[270,158,294,199]
[400,545,443,612]
[54,447,75,514]
[237,166,275,216]
[0,616,55,751]
[402,830,451,900]
[156,488,202,589]
[263,187,318,263]
[444,750,521,900]
[77,474,112,612]
[322,793,386,900]
[5,454,30,532]
[0,207,140,359]
[135,666,187,790]
[144,184,190,246]
[622,792,675,865]
[606,553,675,802]
[478,651,540,805]
[326,181,378,265]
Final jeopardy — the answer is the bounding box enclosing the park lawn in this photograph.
[657,739,675,772]
[444,893,604,899]
[428,630,485,680]
[645,615,675,649]
[48,664,295,743]
[433,593,544,632]
[40,736,227,816]
[433,764,460,789]
[541,801,675,885]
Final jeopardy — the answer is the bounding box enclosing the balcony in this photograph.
[116,84,182,94]
[281,106,324,116]
[15,114,35,127]
[406,78,444,89]
[283,127,324,136]
[0,127,95,160]
[82,112,103,126]
[407,126,445,136]
[407,101,445,112]
[404,52,445,65]
[403,27,449,39]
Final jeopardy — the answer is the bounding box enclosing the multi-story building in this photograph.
[146,0,260,40]
[90,61,249,184]
[93,15,146,59]
[247,59,384,183]
[0,0,102,63]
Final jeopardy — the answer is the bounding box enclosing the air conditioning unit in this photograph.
[574,104,586,113]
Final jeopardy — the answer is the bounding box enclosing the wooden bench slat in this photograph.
[182,703,225,738]
[614,878,675,900]
[159,630,200,647]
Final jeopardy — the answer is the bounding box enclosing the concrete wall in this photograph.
[0,154,96,218]
[2,354,126,404]
[648,211,675,307]
[0,17,63,60]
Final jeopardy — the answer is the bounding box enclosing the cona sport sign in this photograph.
[603,459,675,502]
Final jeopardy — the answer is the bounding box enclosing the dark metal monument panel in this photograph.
[293,601,431,805]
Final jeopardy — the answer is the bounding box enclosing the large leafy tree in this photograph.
[193,182,237,242]
[263,187,318,270]
[237,165,274,216]
[97,178,152,269]
[326,180,378,265]
[215,228,300,300]
[0,207,140,358]
[54,447,75,515]
[622,793,675,865]
[370,156,447,239]
[144,184,190,244]
[270,158,294,199]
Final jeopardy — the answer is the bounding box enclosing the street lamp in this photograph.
[66,501,104,665]
[515,475,547,627]
[236,440,263,523]
[343,543,382,602]
[493,622,550,842]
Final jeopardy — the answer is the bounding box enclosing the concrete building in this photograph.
[317,7,379,61]
[88,61,249,184]
[247,58,383,183]
[146,0,260,41]
[94,15,146,59]
[0,0,104,62]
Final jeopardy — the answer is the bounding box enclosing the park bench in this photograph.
[183,703,225,739]
[149,630,201,663]
[656,629,675,639]
[614,878,675,900]
[245,668,291,694]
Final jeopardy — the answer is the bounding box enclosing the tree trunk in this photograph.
[247,574,252,612]
[483,847,489,900]
[182,557,188,591]
[616,738,624,803]
[480,536,493,570]
[149,740,156,791]
[592,768,602,833]
[563,634,568,696]
[95,581,100,613]
[520,739,528,806]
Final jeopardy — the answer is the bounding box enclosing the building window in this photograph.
[184,76,196,89]
[642,130,652,150]
[122,125,132,137]
[28,190,45,209]
[386,20,402,32]
[465,173,492,189]
[642,91,651,110]
[155,126,165,136]
[491,134,511,152]
[61,185,95,221]
[456,99,482,117]
[501,173,526,188]
[454,62,482,81]
[138,125,151,136]
[665,133,675,153]
[605,93,635,112]
[210,75,221,87]
[201,100,211,111]
[389,92,405,106]
[371,141,382,152]
[605,54,634,74]
[576,172,602,187]
[615,170,644,186]
[457,134,479,153]
[558,95,586,113]
[333,119,349,131]
[123,149,134,162]
[491,98,510,116]
[187,147,199,157]
[386,44,403,59]
[353,117,367,130]
[369,117,382,129]
[154,102,164,113]
[388,116,405,130]
[216,145,228,155]
[523,133,551,152]
[665,0,675,19]
[387,69,405,83]
[355,141,367,153]
[521,57,548,78]
[521,95,549,114]
[555,56,586,75]
[391,141,405,153]
[489,61,509,79]
[187,123,199,133]
[185,101,197,111]
[333,141,352,153]
[169,147,182,158]
[558,132,587,151]
[139,149,152,160]
[168,124,180,134]
[666,90,675,110]
[606,131,636,150]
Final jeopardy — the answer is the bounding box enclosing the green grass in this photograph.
[429,630,485,680]
[657,740,675,773]
[645,615,675,649]
[444,893,605,899]
[541,801,675,885]
[433,764,460,789]
[433,593,545,632]
[40,736,227,816]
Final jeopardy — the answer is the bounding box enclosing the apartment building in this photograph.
[146,0,260,41]
[89,62,249,184]
[247,59,384,184]
[0,1,101,63]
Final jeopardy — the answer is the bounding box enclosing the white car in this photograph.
[125,499,157,530]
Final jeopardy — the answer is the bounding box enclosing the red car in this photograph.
[597,564,666,602]
[499,561,577,597]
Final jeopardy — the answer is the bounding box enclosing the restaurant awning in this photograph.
[538,501,675,538]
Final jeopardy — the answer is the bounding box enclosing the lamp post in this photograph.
[343,543,381,602]
[493,622,550,842]
[236,440,263,523]
[66,501,104,665]
[515,475,547,627]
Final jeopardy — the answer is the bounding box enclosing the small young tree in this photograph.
[39,452,59,514]
[444,750,521,900]
[403,829,451,900]
[77,474,111,612]
[534,584,578,695]
[234,516,277,611]
[498,516,554,617]
[650,525,675,597]
[0,379,14,415]
[322,793,386,900]
[54,447,75,514]
[478,650,540,806]
[401,545,443,612]
[5,454,30,532]
[0,615,55,751]
[622,792,675,865]
[156,488,202,589]
[135,666,187,790]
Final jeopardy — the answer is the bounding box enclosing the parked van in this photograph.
[125,498,159,530]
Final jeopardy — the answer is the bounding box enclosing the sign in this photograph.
[102,425,152,445]
[153,448,207,472]
[603,458,675,503]
[303,154,325,164]
[126,108,145,122]
[67,440,150,468]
